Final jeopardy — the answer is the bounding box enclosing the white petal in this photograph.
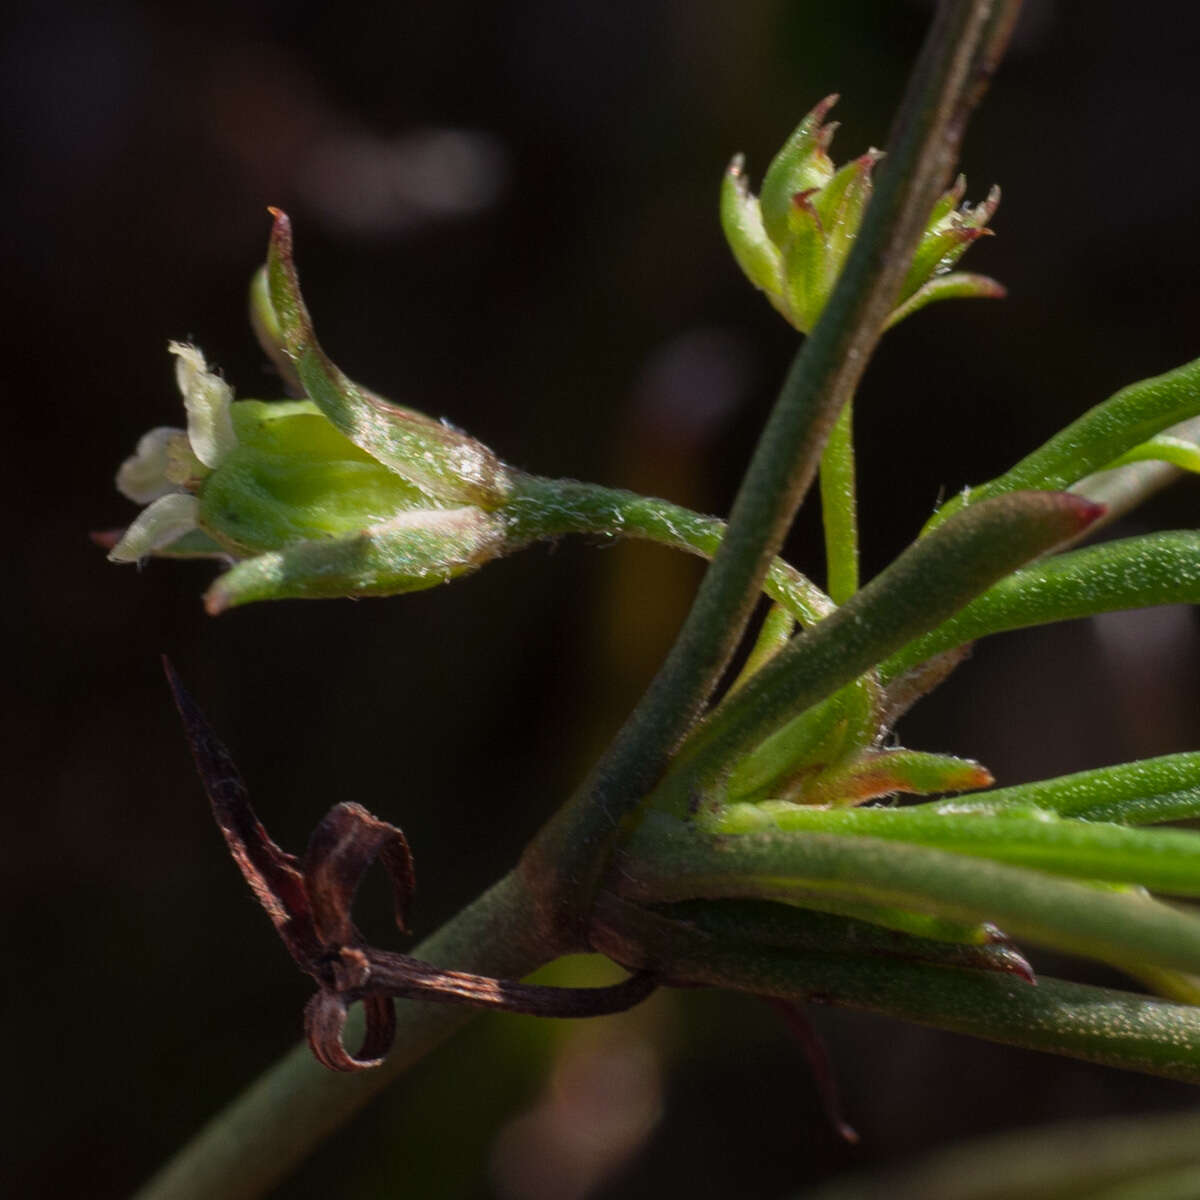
[115,425,185,504]
[169,341,238,468]
[108,493,200,563]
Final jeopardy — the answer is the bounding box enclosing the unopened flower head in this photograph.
[721,95,1004,333]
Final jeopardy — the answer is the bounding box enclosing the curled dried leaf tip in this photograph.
[163,658,656,1072]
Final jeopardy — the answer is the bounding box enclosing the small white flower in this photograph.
[110,343,239,563]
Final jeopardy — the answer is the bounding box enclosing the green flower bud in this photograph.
[721,96,1005,333]
[108,212,519,612]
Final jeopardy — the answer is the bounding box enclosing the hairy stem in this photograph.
[506,475,833,624]
[524,0,1022,936]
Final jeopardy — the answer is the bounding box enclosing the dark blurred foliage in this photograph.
[7,1,1200,1197]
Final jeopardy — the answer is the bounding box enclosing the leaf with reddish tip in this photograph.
[805,749,994,808]
[926,750,1200,827]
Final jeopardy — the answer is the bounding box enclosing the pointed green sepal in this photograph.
[204,506,508,613]
[758,95,838,245]
[265,208,513,508]
[719,156,782,298]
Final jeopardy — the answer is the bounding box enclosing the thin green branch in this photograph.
[522,0,1022,932]
[505,475,833,625]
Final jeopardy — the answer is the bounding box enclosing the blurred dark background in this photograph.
[8,1,1200,1197]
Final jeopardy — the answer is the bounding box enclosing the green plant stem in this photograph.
[521,0,1020,937]
[820,399,859,603]
[505,475,833,625]
[617,815,1200,976]
[592,893,1200,1084]
[132,871,558,1200]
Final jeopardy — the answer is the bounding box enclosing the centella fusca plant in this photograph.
[114,42,1200,1200]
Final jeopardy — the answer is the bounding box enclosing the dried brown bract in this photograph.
[163,659,656,1072]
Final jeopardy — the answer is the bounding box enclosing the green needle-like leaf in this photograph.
[883,531,1200,681]
[619,815,1200,976]
[926,354,1200,530]
[594,891,1200,1085]
[1104,433,1200,475]
[920,751,1200,826]
[711,803,1200,896]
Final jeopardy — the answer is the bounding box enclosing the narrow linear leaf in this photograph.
[594,894,1200,1085]
[265,210,511,507]
[619,817,1200,976]
[711,803,1200,896]
[924,751,1200,826]
[927,354,1200,530]
[883,531,1200,682]
[648,898,1029,976]
[1104,433,1200,475]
